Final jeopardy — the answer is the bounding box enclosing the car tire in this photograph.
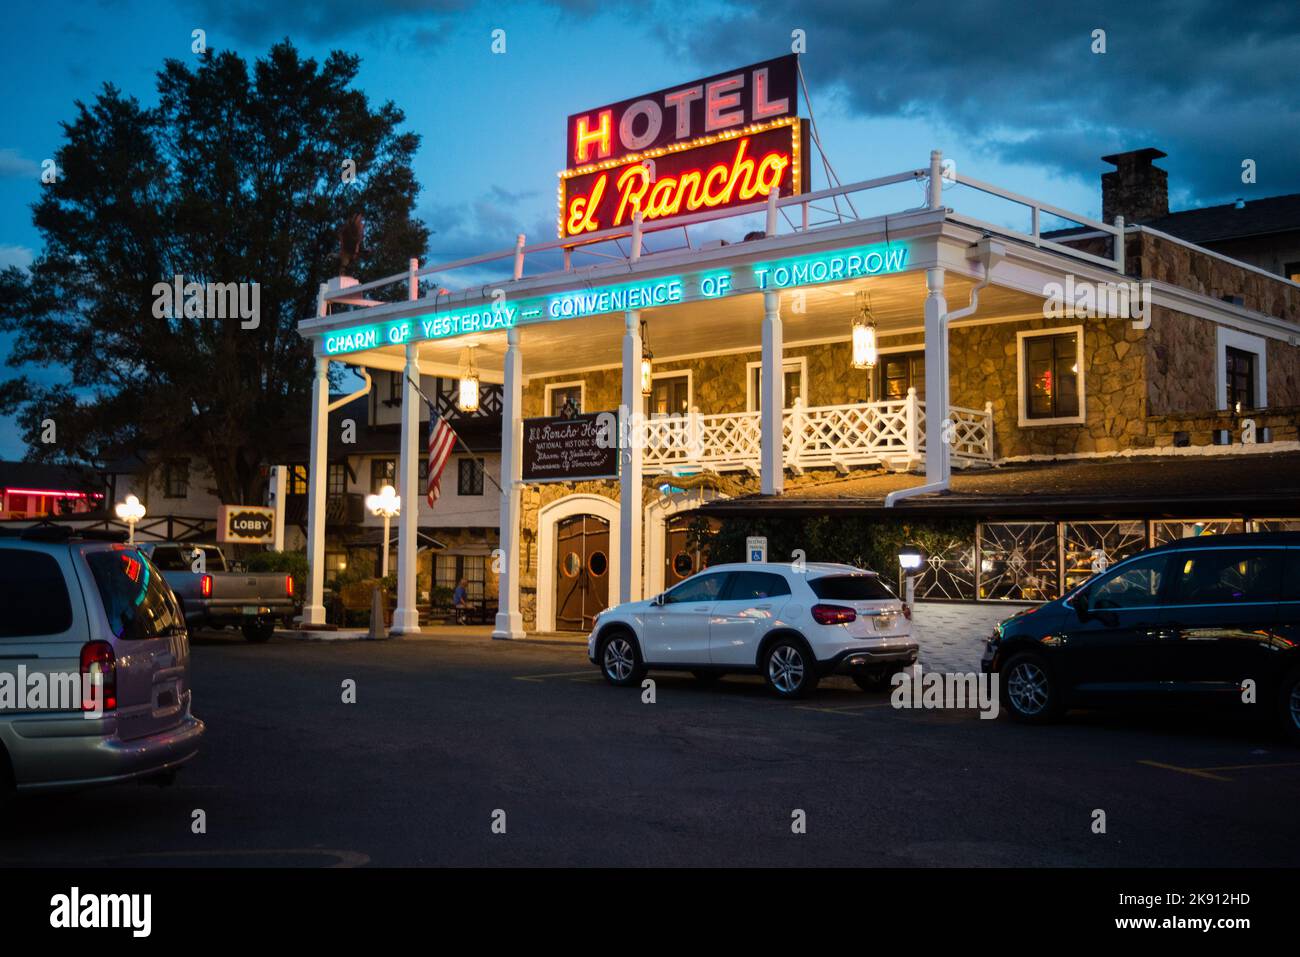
[1001,652,1064,723]
[599,631,646,687]
[1276,667,1300,745]
[692,670,723,684]
[241,618,275,643]
[762,637,819,699]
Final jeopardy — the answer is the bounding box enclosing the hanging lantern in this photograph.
[640,320,654,397]
[458,345,480,413]
[852,292,878,370]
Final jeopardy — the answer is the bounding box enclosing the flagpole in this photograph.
[405,374,506,495]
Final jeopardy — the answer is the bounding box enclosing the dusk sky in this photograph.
[2,0,1297,457]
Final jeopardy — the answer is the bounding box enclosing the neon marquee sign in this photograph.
[559,56,807,240]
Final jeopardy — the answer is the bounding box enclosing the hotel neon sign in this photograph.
[320,242,908,357]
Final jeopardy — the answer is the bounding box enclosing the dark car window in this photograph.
[1087,554,1169,610]
[86,549,185,640]
[148,545,189,571]
[1167,549,1284,605]
[722,571,791,601]
[663,572,729,604]
[1284,551,1300,602]
[0,549,73,637]
[809,574,895,601]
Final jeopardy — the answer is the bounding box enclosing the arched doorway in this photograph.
[663,512,717,588]
[535,493,622,633]
[554,513,611,631]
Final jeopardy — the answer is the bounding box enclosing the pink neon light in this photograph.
[2,488,103,498]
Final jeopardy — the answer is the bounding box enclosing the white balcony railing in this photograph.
[640,390,994,475]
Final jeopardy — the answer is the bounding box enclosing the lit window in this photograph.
[1023,332,1080,420]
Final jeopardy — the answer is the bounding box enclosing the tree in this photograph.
[0,41,428,503]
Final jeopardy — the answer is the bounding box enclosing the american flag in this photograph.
[426,412,457,507]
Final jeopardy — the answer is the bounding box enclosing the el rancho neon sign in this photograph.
[559,56,808,239]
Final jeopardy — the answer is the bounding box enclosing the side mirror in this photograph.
[651,593,665,607]
[1066,590,1090,621]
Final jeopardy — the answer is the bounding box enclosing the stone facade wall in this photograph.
[1136,231,1300,323]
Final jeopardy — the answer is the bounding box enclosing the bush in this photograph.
[245,549,309,584]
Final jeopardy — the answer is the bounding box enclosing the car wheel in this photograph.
[692,670,723,684]
[1277,668,1300,745]
[1001,652,1063,723]
[763,637,819,699]
[241,618,276,643]
[599,632,645,687]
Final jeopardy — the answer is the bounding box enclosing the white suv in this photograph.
[587,562,917,698]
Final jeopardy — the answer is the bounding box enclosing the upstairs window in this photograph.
[457,457,485,496]
[162,459,190,499]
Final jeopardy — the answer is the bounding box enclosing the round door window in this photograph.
[672,551,695,577]
[588,551,608,577]
[561,552,582,577]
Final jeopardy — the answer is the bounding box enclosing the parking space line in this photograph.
[794,701,894,715]
[513,669,597,682]
[1140,758,1300,782]
[1138,760,1231,782]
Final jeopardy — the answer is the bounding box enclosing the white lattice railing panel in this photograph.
[639,393,993,474]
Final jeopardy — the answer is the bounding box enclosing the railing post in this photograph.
[983,400,995,461]
[928,150,943,210]
[1031,206,1040,246]
[688,405,702,465]
[631,212,643,263]
[787,395,805,468]
[766,187,780,236]
[512,233,526,280]
[408,258,419,300]
[906,387,920,464]
[1113,215,1126,274]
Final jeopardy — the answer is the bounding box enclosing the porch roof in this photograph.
[691,449,1300,520]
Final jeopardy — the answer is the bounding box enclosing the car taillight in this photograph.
[80,640,117,712]
[285,574,294,597]
[200,574,212,598]
[902,603,912,621]
[811,604,856,625]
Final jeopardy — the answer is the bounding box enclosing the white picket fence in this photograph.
[640,388,994,474]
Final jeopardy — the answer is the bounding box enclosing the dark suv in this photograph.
[981,533,1300,739]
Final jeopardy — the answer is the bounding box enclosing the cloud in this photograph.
[182,0,478,45]
[0,246,34,271]
[419,187,563,289]
[641,0,1300,205]
[0,149,41,180]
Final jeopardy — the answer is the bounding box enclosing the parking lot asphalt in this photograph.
[2,628,1298,867]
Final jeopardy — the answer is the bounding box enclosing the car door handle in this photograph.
[692,605,711,612]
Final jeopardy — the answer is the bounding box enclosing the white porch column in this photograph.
[923,266,950,482]
[391,341,422,635]
[303,355,330,626]
[760,290,785,495]
[493,326,525,639]
[620,310,643,603]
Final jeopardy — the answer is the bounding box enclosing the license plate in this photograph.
[242,606,260,616]
[873,614,898,630]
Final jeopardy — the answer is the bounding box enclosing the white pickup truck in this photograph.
[140,543,296,642]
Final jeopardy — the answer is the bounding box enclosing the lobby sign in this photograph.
[218,504,276,544]
[522,412,619,482]
[319,240,910,357]
[559,55,807,239]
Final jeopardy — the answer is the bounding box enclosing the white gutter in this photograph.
[326,367,373,413]
[885,237,1006,507]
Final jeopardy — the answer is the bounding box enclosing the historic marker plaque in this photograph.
[522,412,619,482]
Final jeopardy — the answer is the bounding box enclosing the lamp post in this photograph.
[114,494,146,544]
[898,543,924,608]
[365,484,400,578]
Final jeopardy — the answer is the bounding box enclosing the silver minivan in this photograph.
[0,528,204,801]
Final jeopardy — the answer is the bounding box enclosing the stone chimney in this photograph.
[1101,147,1169,223]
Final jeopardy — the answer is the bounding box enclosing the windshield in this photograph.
[86,548,186,640]
[809,574,895,601]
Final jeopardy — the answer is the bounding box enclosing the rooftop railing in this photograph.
[315,150,1125,319]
